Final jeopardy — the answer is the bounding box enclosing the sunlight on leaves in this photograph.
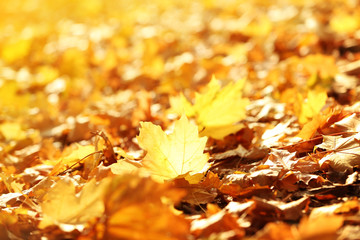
[170,76,249,139]
[137,115,209,183]
[49,144,96,176]
[317,134,360,171]
[39,177,109,229]
[101,175,189,240]
[299,88,328,124]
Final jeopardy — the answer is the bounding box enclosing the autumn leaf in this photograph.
[110,158,142,175]
[170,76,249,139]
[298,215,344,240]
[101,175,190,240]
[49,144,96,176]
[330,11,360,34]
[316,134,360,171]
[0,122,27,141]
[0,82,31,117]
[298,88,328,124]
[137,115,209,183]
[191,210,244,238]
[3,0,360,239]
[39,177,109,229]
[0,211,17,240]
[173,171,223,205]
[332,113,360,133]
[1,37,32,64]
[297,108,347,140]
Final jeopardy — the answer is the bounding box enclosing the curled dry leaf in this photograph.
[173,172,222,205]
[317,135,360,171]
[212,144,269,163]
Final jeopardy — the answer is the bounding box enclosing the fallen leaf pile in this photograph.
[2,0,360,239]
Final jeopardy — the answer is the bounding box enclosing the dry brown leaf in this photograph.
[2,0,360,239]
[317,135,360,171]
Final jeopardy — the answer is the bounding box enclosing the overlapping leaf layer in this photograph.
[1,0,360,239]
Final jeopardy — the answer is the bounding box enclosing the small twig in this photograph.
[56,150,102,176]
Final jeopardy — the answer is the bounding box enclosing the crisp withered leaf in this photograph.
[173,172,222,204]
[297,108,348,140]
[261,120,295,148]
[332,113,360,133]
[3,0,360,239]
[212,144,269,162]
[137,115,209,183]
[317,135,360,171]
[170,76,249,139]
[266,149,296,170]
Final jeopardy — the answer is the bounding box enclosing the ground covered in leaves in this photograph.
[2,0,360,239]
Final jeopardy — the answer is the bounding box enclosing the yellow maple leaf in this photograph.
[330,12,360,34]
[299,88,327,124]
[170,76,249,139]
[137,115,209,183]
[0,122,27,141]
[39,177,109,229]
[1,37,32,64]
[0,82,31,117]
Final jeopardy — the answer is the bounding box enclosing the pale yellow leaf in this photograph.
[195,77,248,128]
[299,88,327,124]
[200,124,244,140]
[330,12,360,34]
[169,93,195,117]
[137,115,208,183]
[0,122,27,141]
[0,82,30,116]
[39,177,109,229]
[110,159,143,175]
[1,38,32,63]
[170,76,249,139]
